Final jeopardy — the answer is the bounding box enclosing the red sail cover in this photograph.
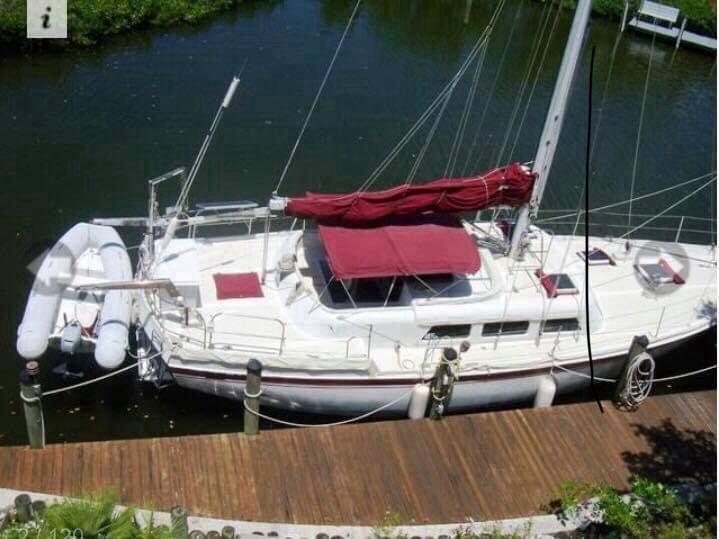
[286,163,535,225]
[318,215,481,279]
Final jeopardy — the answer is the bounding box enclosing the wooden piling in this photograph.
[14,494,32,523]
[429,348,457,420]
[31,500,46,519]
[19,361,45,449]
[620,0,630,32]
[170,505,189,539]
[676,17,688,48]
[243,359,262,435]
[463,0,473,24]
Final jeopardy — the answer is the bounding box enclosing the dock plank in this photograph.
[0,390,715,525]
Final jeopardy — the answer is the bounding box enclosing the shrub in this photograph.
[557,477,717,538]
[0,493,173,539]
[0,0,241,48]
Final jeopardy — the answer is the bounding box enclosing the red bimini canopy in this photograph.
[286,163,535,226]
[318,215,481,280]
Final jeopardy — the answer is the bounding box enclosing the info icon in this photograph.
[27,0,67,39]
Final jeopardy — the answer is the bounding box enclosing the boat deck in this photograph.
[0,390,715,524]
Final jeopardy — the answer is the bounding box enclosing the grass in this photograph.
[0,0,238,48]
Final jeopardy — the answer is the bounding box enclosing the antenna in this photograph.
[160,71,244,251]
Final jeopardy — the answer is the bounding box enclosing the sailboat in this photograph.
[17,0,716,417]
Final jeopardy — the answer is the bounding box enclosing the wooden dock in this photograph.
[623,0,717,52]
[0,390,715,525]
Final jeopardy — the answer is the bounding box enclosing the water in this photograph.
[0,0,715,446]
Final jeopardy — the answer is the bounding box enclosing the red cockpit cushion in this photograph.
[213,272,263,300]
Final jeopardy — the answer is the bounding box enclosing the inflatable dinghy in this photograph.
[17,223,133,369]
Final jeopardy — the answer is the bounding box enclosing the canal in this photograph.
[0,0,715,445]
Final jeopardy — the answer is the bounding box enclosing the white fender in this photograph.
[17,223,132,369]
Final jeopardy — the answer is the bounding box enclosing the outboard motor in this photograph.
[60,321,82,355]
[53,320,86,379]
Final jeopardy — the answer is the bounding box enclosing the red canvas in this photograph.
[213,272,264,300]
[286,163,535,226]
[318,214,481,280]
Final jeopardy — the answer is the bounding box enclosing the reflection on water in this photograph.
[0,0,715,445]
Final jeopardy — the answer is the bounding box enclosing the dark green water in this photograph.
[0,0,715,446]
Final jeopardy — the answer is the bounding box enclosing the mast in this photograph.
[508,0,593,259]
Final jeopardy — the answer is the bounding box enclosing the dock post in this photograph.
[676,17,687,49]
[170,506,189,539]
[31,500,46,520]
[243,359,262,435]
[14,494,32,523]
[19,361,45,449]
[620,0,629,32]
[429,348,457,420]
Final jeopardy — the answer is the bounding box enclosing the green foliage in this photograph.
[0,0,240,48]
[0,494,173,539]
[371,511,406,539]
[542,0,715,35]
[42,493,136,539]
[557,477,717,538]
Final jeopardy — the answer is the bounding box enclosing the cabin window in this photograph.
[482,321,529,336]
[542,318,580,333]
[423,324,472,340]
[318,261,405,307]
[349,277,403,304]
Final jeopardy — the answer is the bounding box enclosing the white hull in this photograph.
[164,329,701,416]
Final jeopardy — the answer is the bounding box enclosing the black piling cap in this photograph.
[442,348,458,361]
[247,358,263,375]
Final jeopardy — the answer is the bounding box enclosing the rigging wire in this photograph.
[358,0,507,194]
[506,2,563,162]
[620,176,717,239]
[273,0,363,195]
[406,83,459,185]
[445,32,490,178]
[462,0,523,176]
[627,19,658,237]
[494,0,555,167]
[536,171,717,224]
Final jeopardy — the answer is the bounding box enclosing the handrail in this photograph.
[208,312,287,354]
[538,210,716,222]
[538,221,713,238]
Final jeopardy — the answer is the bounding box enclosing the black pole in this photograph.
[585,45,604,413]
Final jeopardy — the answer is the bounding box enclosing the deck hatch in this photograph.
[577,248,615,265]
[535,270,578,298]
[634,259,685,287]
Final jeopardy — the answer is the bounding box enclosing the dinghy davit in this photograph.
[17,223,133,369]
